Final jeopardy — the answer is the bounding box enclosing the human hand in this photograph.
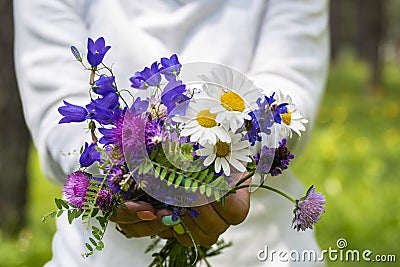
[110,201,172,238]
[158,173,251,247]
[111,172,250,247]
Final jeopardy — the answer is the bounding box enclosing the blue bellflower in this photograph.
[93,75,116,96]
[86,92,120,124]
[129,72,145,89]
[80,142,101,167]
[160,54,181,81]
[130,97,149,117]
[58,100,88,124]
[130,62,161,89]
[161,78,189,116]
[87,37,111,67]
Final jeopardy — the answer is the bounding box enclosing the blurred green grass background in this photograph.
[0,55,399,266]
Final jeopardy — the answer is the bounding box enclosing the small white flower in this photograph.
[199,67,261,132]
[172,99,229,145]
[274,91,308,138]
[196,132,251,176]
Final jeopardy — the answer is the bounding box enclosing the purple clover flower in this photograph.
[58,101,88,124]
[87,37,111,67]
[63,171,91,209]
[96,189,113,209]
[292,186,326,231]
[79,142,101,167]
[93,75,116,96]
[64,171,114,210]
[160,54,181,81]
[269,138,294,176]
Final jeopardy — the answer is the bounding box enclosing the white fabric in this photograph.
[14,0,329,266]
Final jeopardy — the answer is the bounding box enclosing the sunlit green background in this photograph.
[0,55,398,267]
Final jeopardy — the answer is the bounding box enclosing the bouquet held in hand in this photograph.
[43,37,326,267]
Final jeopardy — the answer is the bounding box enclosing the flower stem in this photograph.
[234,184,296,204]
[235,170,255,187]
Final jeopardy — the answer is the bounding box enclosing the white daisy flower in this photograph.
[199,67,261,132]
[274,91,308,138]
[196,132,252,176]
[172,99,229,145]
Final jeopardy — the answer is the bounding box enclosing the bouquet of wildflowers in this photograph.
[43,37,326,267]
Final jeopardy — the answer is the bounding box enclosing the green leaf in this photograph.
[199,185,206,195]
[174,175,183,188]
[214,190,220,201]
[143,161,153,174]
[57,210,64,217]
[197,171,208,182]
[184,178,192,190]
[92,226,101,234]
[160,167,168,180]
[168,171,176,184]
[91,208,99,217]
[204,172,215,184]
[85,243,93,252]
[138,161,144,175]
[89,237,97,247]
[54,198,62,209]
[67,210,75,224]
[155,165,161,177]
[206,186,212,197]
[95,242,104,251]
[191,181,198,193]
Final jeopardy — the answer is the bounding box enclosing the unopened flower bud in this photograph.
[70,46,82,62]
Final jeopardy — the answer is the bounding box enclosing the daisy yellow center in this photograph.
[281,111,292,125]
[221,91,245,112]
[215,141,230,157]
[196,109,217,128]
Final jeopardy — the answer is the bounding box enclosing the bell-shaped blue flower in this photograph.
[79,142,101,167]
[130,62,161,88]
[141,62,161,86]
[160,54,181,81]
[161,78,189,116]
[93,75,116,96]
[58,101,88,124]
[87,37,111,67]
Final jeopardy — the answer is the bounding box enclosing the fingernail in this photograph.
[137,210,157,221]
[161,215,181,226]
[173,223,185,235]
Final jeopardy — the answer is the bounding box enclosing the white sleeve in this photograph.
[14,0,90,185]
[248,0,329,132]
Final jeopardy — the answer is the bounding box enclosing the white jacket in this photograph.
[14,0,329,266]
